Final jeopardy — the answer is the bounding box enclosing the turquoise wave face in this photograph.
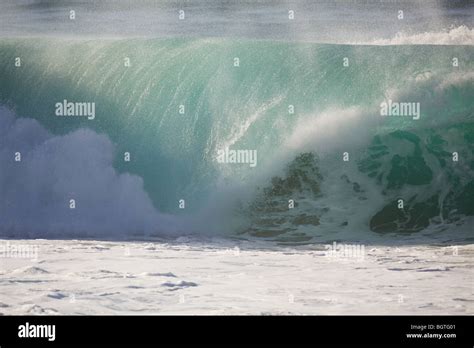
[0,38,473,239]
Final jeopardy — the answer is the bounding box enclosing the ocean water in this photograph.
[0,0,473,243]
[0,0,473,317]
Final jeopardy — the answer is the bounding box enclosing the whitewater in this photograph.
[0,238,472,315]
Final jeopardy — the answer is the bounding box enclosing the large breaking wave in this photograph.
[0,36,473,241]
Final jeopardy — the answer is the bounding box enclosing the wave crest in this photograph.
[368,26,474,46]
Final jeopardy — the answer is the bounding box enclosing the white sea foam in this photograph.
[0,106,185,238]
[367,26,474,46]
[0,238,471,314]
